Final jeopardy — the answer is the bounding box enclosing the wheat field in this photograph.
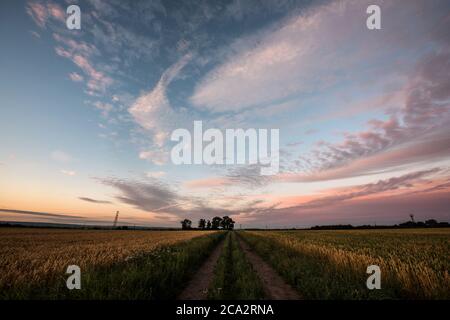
[240,229,450,299]
[0,228,214,292]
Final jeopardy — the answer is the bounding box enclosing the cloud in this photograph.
[128,53,192,146]
[29,30,41,39]
[46,2,65,21]
[26,1,64,29]
[53,33,99,58]
[190,0,448,114]
[233,168,450,226]
[184,177,232,189]
[93,101,113,116]
[69,72,84,82]
[98,177,178,213]
[226,165,273,188]
[292,168,442,210]
[51,150,72,162]
[26,2,47,28]
[72,54,113,94]
[286,141,303,147]
[146,171,166,178]
[188,0,367,111]
[78,197,112,204]
[184,164,275,189]
[97,177,245,221]
[139,150,168,166]
[251,190,450,227]
[287,47,450,181]
[0,208,83,219]
[60,169,76,176]
[54,42,112,95]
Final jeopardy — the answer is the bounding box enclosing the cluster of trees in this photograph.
[310,218,449,230]
[180,216,235,230]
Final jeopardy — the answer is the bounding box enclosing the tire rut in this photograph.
[178,239,225,300]
[236,235,301,300]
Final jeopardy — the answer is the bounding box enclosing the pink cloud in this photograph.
[55,47,113,94]
[184,177,232,189]
[237,170,450,226]
[69,72,83,82]
[46,3,64,22]
[26,2,47,28]
[287,48,450,182]
[26,2,65,28]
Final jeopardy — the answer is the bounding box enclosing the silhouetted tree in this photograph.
[221,216,235,230]
[198,219,206,230]
[180,219,192,230]
[206,220,211,229]
[211,216,222,230]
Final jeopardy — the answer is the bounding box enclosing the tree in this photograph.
[221,216,235,230]
[211,216,222,230]
[180,219,192,230]
[206,220,211,229]
[198,219,206,230]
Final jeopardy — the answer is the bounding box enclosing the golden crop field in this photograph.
[0,228,215,292]
[240,229,450,299]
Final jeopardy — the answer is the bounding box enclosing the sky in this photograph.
[0,0,449,228]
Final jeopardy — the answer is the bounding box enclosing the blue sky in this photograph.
[0,0,449,227]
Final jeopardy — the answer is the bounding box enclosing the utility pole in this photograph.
[113,211,119,228]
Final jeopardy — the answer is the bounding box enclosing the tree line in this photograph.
[180,216,235,230]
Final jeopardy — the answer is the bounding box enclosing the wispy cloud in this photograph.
[78,197,112,204]
[26,1,64,28]
[51,150,72,162]
[146,171,166,178]
[233,168,450,225]
[0,208,83,219]
[69,72,84,82]
[129,53,193,144]
[97,177,244,221]
[190,0,447,115]
[284,46,450,181]
[60,169,76,176]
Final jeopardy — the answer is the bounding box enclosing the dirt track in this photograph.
[236,235,301,300]
[178,240,225,299]
[179,232,301,300]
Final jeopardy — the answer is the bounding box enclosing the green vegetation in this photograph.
[239,229,450,299]
[209,232,265,299]
[2,231,224,299]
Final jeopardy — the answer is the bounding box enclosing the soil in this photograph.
[178,240,225,299]
[236,235,301,300]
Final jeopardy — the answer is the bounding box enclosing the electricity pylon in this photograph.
[113,211,119,228]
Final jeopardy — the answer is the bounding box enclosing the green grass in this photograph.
[2,231,225,300]
[208,232,265,300]
[238,229,450,299]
